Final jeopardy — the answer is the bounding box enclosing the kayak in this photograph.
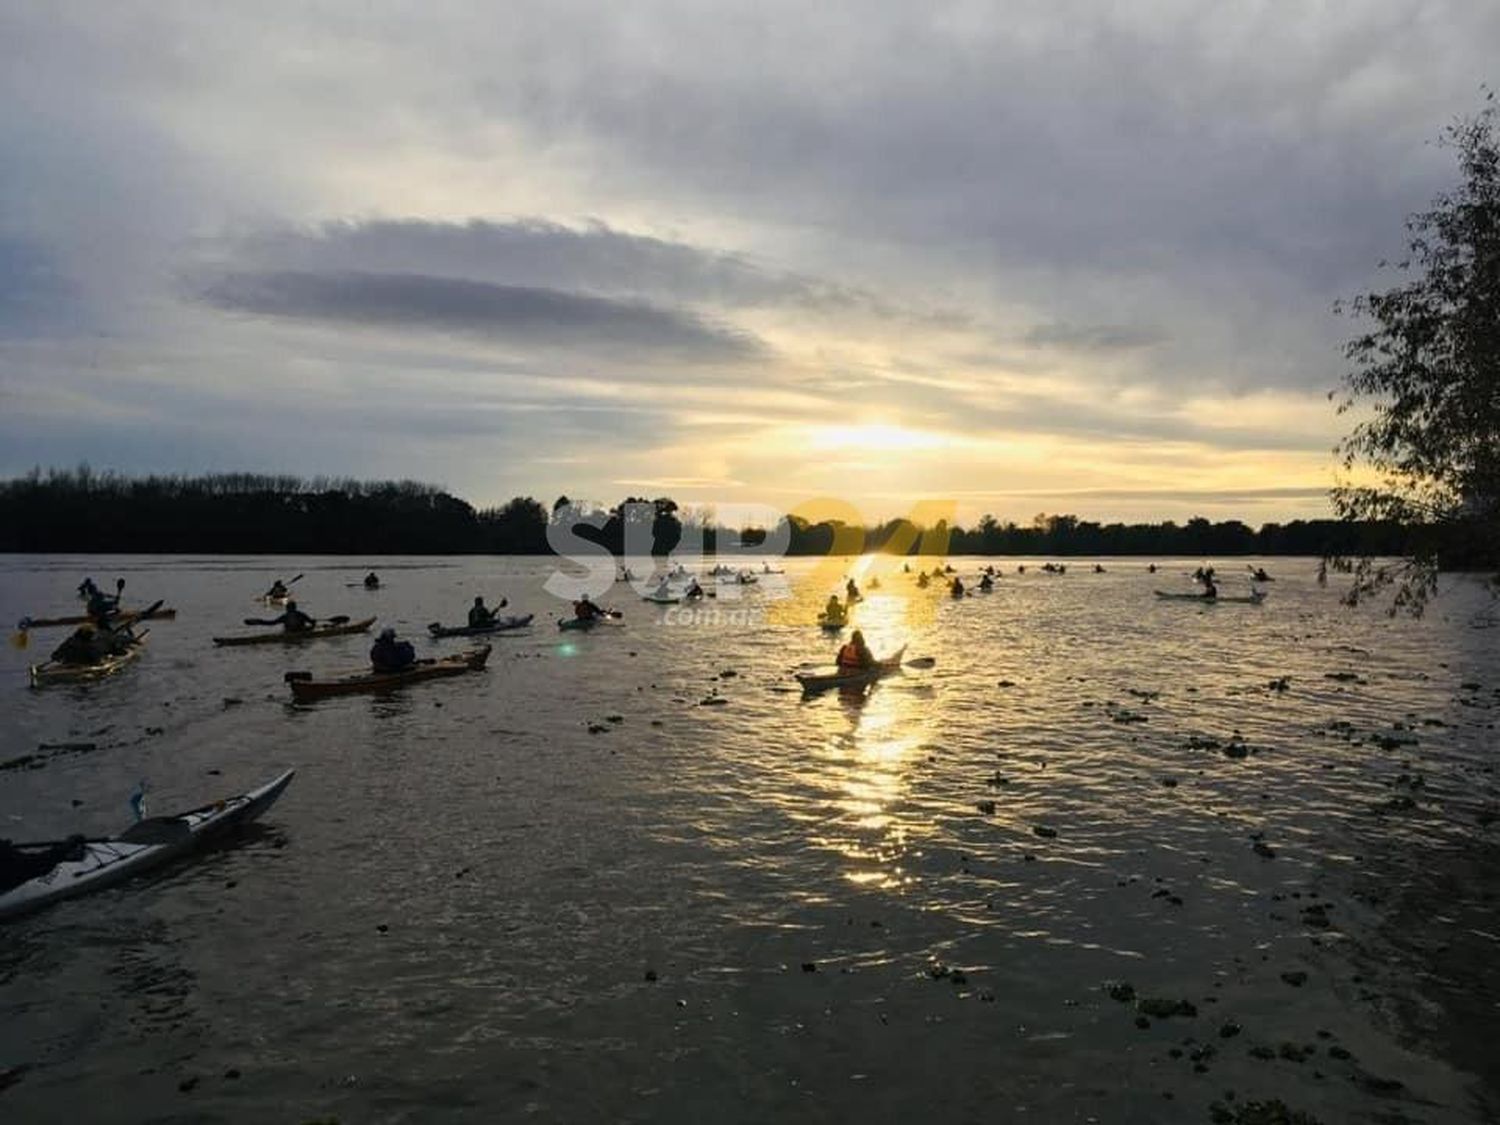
[817,613,848,631]
[558,615,622,631]
[213,617,376,647]
[29,638,147,688]
[796,645,908,693]
[0,770,294,922]
[1154,590,1266,605]
[18,606,176,630]
[285,646,491,702]
[642,593,680,604]
[427,614,534,638]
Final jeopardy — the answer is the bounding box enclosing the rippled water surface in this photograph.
[1,554,1497,1123]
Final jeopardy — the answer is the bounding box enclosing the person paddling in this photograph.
[266,578,289,600]
[1201,577,1219,601]
[978,574,994,592]
[370,627,416,673]
[50,623,108,666]
[468,595,505,628]
[363,572,380,589]
[950,576,966,597]
[574,597,606,621]
[684,578,704,599]
[837,629,875,671]
[823,594,845,622]
[86,579,123,624]
[845,578,861,602]
[268,599,316,633]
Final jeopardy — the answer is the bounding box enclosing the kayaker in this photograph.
[950,577,965,597]
[837,630,875,671]
[574,597,606,621]
[845,578,861,602]
[652,578,674,601]
[823,595,845,621]
[1148,563,1157,574]
[363,572,380,589]
[1201,578,1219,600]
[266,578,289,599]
[1251,567,1272,583]
[86,579,123,624]
[978,574,994,592]
[903,563,911,573]
[268,599,316,633]
[370,627,417,673]
[868,576,882,590]
[77,577,99,600]
[50,624,107,666]
[1094,564,1106,574]
[469,596,498,628]
[684,578,704,599]
[916,573,931,589]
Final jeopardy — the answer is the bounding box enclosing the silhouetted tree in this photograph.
[1333,94,1500,611]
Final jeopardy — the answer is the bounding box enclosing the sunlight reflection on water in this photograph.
[0,553,1496,1122]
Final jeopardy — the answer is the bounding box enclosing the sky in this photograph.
[1,2,1495,527]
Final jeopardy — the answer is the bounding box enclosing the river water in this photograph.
[0,554,1496,1124]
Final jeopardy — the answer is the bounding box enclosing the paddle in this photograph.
[9,833,113,850]
[242,614,351,627]
[795,655,935,670]
[119,601,164,633]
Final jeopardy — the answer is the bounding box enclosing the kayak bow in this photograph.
[0,769,294,921]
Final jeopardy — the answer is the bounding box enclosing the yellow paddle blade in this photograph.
[10,629,30,650]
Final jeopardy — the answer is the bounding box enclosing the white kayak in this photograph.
[0,769,294,921]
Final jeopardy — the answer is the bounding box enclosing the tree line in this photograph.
[0,466,1421,558]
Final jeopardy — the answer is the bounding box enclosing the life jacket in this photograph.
[837,643,866,669]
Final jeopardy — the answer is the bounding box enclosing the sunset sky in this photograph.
[2,3,1495,525]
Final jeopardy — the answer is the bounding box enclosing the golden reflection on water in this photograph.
[799,582,941,891]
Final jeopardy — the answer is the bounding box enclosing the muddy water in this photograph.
[0,555,1496,1123]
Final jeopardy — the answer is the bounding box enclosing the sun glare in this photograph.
[806,423,950,452]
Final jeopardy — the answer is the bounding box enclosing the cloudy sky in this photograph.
[1,2,1494,525]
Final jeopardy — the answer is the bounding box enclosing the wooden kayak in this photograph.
[18,606,177,630]
[285,645,491,702]
[1154,590,1266,605]
[29,637,147,688]
[796,645,907,694]
[0,770,294,921]
[427,614,534,638]
[213,617,376,647]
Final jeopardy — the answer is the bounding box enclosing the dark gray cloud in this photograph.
[212,218,879,314]
[194,269,765,361]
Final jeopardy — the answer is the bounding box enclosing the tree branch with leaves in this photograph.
[1331,91,1500,613]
